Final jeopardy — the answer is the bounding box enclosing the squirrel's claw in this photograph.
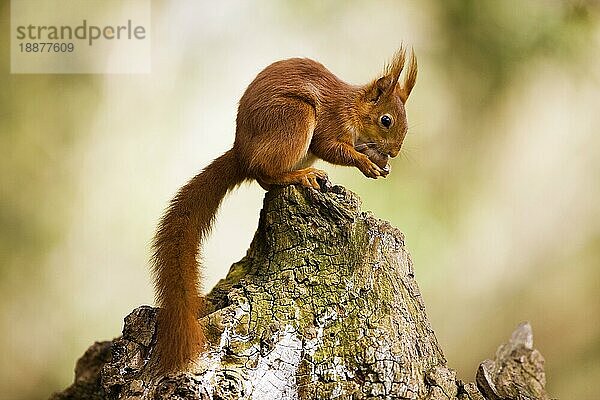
[316,175,333,192]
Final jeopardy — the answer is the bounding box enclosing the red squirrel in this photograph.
[151,48,417,373]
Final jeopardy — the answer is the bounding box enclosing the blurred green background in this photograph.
[1,1,599,399]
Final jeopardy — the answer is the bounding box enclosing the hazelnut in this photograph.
[363,147,390,175]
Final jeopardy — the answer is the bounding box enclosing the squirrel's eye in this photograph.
[380,114,393,128]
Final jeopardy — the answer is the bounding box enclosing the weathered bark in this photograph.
[50,185,550,400]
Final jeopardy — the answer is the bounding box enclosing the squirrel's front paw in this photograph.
[356,154,384,179]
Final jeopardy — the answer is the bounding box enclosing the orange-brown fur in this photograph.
[151,48,417,373]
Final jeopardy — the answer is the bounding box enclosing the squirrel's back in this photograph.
[239,58,349,110]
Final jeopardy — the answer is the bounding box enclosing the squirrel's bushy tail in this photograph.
[151,149,244,373]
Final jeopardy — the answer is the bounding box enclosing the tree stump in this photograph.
[50,185,550,400]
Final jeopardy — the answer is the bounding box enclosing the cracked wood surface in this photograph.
[50,185,551,400]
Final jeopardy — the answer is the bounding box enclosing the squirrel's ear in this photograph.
[366,76,394,102]
[398,50,417,103]
[365,48,417,103]
[366,48,408,103]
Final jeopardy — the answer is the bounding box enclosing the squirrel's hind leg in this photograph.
[244,100,326,189]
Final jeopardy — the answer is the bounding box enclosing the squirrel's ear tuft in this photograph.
[384,48,407,92]
[398,49,417,103]
[366,48,412,103]
[365,48,417,103]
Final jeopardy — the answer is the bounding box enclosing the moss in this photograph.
[202,185,446,398]
[55,184,550,399]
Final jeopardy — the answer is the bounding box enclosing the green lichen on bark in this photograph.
[50,185,551,400]
[199,185,446,399]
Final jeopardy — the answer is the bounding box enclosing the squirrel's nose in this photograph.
[387,148,400,158]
